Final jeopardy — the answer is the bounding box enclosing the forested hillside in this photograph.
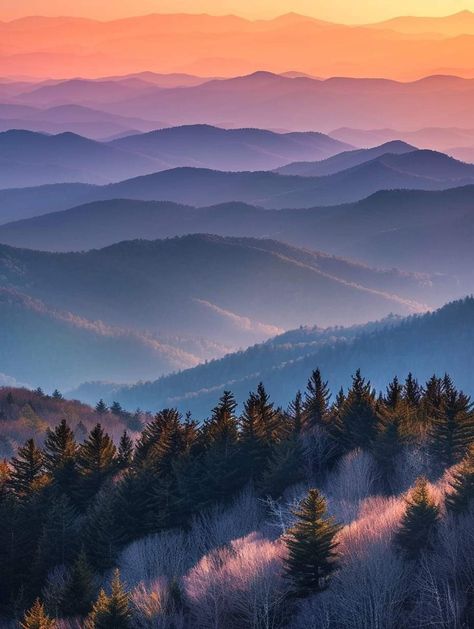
[80,297,474,416]
[1,369,474,628]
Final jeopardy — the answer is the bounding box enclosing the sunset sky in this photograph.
[1,0,473,23]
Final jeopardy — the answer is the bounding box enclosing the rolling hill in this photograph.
[0,125,349,188]
[2,147,473,221]
[72,297,474,417]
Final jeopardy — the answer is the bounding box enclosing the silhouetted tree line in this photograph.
[1,369,474,627]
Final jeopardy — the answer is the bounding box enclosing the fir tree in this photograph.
[8,439,47,498]
[20,599,55,629]
[287,391,304,434]
[260,438,305,499]
[385,376,403,409]
[284,488,340,597]
[61,550,95,618]
[85,569,131,629]
[110,401,123,417]
[373,408,409,493]
[51,390,63,401]
[303,369,331,429]
[429,383,474,472]
[82,488,122,571]
[446,447,474,515]
[43,419,77,493]
[403,373,421,407]
[117,431,133,470]
[77,424,117,501]
[95,400,108,415]
[394,477,440,560]
[338,371,378,450]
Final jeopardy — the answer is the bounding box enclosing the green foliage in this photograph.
[20,599,55,629]
[43,420,77,494]
[95,400,108,415]
[9,439,47,499]
[285,488,340,597]
[77,424,117,502]
[85,570,131,629]
[337,370,378,450]
[446,447,474,515]
[60,550,95,618]
[394,477,440,560]
[303,369,331,429]
[260,437,305,499]
[117,431,133,470]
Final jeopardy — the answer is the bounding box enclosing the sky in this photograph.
[0,0,473,23]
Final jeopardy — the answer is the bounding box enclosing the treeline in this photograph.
[1,370,474,627]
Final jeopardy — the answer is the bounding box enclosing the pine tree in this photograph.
[61,550,95,618]
[385,376,403,409]
[373,408,409,493]
[260,438,305,499]
[394,477,440,560]
[33,494,79,584]
[117,431,133,469]
[82,488,122,571]
[285,489,340,597]
[303,369,331,429]
[85,569,131,629]
[201,391,241,505]
[95,399,108,415]
[43,419,78,493]
[20,599,55,629]
[429,382,474,472]
[110,401,123,417]
[403,373,421,407]
[446,447,474,515]
[51,390,63,401]
[287,391,304,434]
[77,424,116,501]
[8,439,47,498]
[337,371,378,450]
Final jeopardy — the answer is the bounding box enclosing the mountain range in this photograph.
[0,126,349,187]
[2,13,474,79]
[1,140,473,220]
[0,234,444,390]
[71,297,474,416]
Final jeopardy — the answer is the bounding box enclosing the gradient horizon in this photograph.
[0,0,473,23]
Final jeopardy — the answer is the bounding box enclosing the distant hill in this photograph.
[0,287,200,391]
[0,235,432,351]
[276,141,416,176]
[2,147,473,220]
[110,124,350,171]
[0,125,349,188]
[74,297,474,417]
[0,187,472,295]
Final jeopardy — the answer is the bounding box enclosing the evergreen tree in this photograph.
[110,401,123,417]
[403,373,421,407]
[337,371,378,450]
[82,488,122,571]
[117,431,133,469]
[43,420,78,493]
[303,369,331,429]
[51,390,63,401]
[61,550,95,618]
[77,424,116,502]
[285,488,340,597]
[287,391,304,434]
[85,570,131,629]
[20,599,55,629]
[34,388,45,398]
[446,447,474,515]
[8,439,47,498]
[385,376,403,409]
[33,495,79,584]
[394,477,440,560]
[95,400,108,415]
[429,383,474,472]
[373,408,409,493]
[201,391,241,505]
[260,438,305,499]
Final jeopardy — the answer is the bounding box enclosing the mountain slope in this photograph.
[77,297,474,416]
[0,287,200,391]
[276,141,416,176]
[0,235,429,344]
[2,148,473,218]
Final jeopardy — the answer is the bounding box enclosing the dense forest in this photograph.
[1,368,474,628]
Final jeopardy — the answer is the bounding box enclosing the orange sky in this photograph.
[0,0,473,23]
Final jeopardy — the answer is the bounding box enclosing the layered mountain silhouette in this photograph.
[2,13,474,79]
[0,126,349,187]
[1,145,473,219]
[0,287,201,391]
[73,297,474,416]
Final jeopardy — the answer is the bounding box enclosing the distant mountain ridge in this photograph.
[72,297,474,417]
